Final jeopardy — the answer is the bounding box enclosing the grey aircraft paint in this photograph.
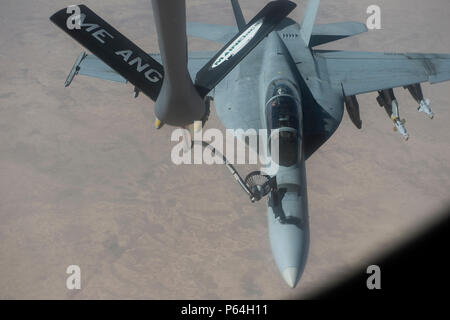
[50,0,450,288]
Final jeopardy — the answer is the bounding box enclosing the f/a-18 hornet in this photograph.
[50,0,450,288]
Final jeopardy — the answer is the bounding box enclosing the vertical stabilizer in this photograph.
[231,0,246,31]
[300,0,320,46]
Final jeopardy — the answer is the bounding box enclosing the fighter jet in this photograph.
[50,0,450,288]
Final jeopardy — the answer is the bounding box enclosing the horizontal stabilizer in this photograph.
[309,22,368,47]
[150,51,216,83]
[187,22,237,44]
[195,0,296,97]
[50,5,164,101]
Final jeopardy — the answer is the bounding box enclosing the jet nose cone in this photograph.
[267,190,309,288]
[282,267,299,288]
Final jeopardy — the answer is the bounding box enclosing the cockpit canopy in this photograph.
[265,81,301,167]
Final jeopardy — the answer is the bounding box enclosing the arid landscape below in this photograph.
[0,0,449,299]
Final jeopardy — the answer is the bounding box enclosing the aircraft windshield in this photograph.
[265,82,301,167]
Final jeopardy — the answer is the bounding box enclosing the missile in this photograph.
[377,89,409,140]
[64,51,87,87]
[392,114,409,140]
[418,98,434,119]
[405,84,434,119]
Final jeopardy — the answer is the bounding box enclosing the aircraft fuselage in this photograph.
[259,31,309,288]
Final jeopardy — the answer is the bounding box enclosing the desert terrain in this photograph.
[0,0,449,299]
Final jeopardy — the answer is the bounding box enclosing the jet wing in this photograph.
[77,53,127,83]
[315,50,450,96]
[64,51,216,90]
[63,51,127,86]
